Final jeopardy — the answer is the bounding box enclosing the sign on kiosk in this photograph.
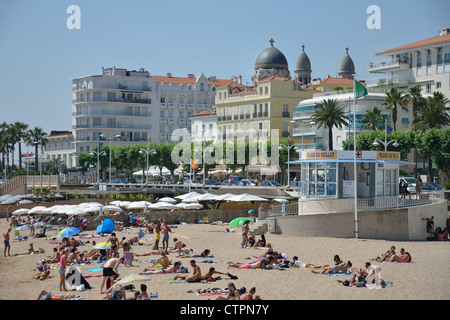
[376,151,400,161]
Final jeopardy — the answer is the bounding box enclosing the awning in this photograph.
[287,159,414,165]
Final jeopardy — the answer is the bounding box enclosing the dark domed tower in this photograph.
[338,47,355,80]
[252,38,290,86]
[294,44,312,84]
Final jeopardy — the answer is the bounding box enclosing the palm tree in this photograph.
[311,99,348,150]
[26,127,48,172]
[12,122,29,170]
[405,86,426,127]
[383,87,408,131]
[0,122,9,174]
[413,92,450,130]
[361,106,384,131]
[414,92,450,182]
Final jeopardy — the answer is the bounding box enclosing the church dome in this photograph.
[254,38,289,70]
[338,47,355,77]
[295,45,311,72]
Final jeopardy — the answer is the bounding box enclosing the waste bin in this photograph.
[267,217,276,232]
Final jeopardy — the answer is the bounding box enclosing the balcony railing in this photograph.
[74,98,152,104]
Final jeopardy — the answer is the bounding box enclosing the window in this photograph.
[416,51,422,77]
[426,50,432,76]
[426,83,432,93]
[437,47,443,73]
[265,86,268,94]
[160,97,165,103]
[436,82,441,89]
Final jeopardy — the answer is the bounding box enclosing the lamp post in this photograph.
[100,134,120,183]
[139,146,157,184]
[372,119,399,151]
[90,149,106,183]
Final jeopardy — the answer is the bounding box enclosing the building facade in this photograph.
[366,28,450,98]
[72,67,241,154]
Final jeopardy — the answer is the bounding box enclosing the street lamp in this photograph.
[372,119,399,151]
[90,149,106,183]
[100,134,120,183]
[139,146,157,184]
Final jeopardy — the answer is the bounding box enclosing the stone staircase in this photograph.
[249,219,267,235]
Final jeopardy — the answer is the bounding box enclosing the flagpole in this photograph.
[353,78,359,239]
[348,96,351,151]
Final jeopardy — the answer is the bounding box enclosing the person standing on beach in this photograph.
[153,221,161,250]
[3,228,11,257]
[162,221,172,251]
[59,248,69,291]
[422,216,434,240]
[108,232,119,258]
[241,220,250,248]
[5,205,11,222]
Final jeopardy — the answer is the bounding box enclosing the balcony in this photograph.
[168,118,175,126]
[187,104,194,112]
[367,58,409,73]
[160,133,167,140]
[293,126,320,137]
[74,98,152,104]
[160,103,167,110]
[168,103,175,110]
[179,104,186,111]
[160,117,168,124]
[178,119,186,126]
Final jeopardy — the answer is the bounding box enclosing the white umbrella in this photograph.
[229,193,269,202]
[181,198,201,203]
[185,203,204,210]
[15,225,30,231]
[13,208,30,215]
[103,205,123,213]
[28,206,47,214]
[66,206,88,216]
[175,191,201,200]
[158,197,177,203]
[175,203,188,209]
[18,200,33,205]
[197,193,220,201]
[214,193,237,201]
[272,198,289,203]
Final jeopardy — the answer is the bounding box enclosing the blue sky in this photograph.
[0,0,448,135]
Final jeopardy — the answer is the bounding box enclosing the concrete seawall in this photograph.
[273,201,448,241]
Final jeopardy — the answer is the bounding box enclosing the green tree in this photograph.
[25,127,48,172]
[382,87,408,131]
[413,91,450,131]
[10,121,29,170]
[361,106,384,131]
[311,99,348,150]
[415,128,443,182]
[405,85,426,127]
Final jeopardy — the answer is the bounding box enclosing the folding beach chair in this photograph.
[124,251,134,266]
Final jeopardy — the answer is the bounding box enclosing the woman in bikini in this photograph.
[388,251,411,263]
[215,282,240,300]
[241,221,250,248]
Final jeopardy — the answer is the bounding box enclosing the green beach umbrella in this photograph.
[57,227,80,238]
[229,217,252,226]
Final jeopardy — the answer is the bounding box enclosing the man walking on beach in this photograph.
[100,256,124,293]
[3,228,11,256]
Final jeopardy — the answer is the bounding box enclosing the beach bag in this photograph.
[180,267,189,273]
[342,280,350,286]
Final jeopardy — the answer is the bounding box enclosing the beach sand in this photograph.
[1,217,449,300]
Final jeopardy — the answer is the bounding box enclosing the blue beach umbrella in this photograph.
[57,227,80,238]
[96,218,115,234]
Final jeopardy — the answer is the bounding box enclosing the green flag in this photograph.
[354,80,368,100]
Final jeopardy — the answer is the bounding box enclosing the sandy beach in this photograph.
[1,216,449,301]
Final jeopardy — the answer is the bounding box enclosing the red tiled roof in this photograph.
[376,33,450,55]
[151,75,244,88]
[191,106,216,117]
[316,77,366,86]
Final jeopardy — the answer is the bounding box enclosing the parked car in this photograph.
[184,179,201,185]
[112,178,129,184]
[230,176,245,182]
[0,179,5,184]
[204,179,221,185]
[239,179,255,186]
[422,182,443,191]
[135,179,145,184]
[260,180,282,187]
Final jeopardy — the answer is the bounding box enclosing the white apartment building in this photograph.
[293,91,391,151]
[72,67,240,154]
[367,28,450,98]
[43,131,76,168]
[189,106,218,144]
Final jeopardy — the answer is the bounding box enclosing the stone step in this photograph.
[250,219,267,235]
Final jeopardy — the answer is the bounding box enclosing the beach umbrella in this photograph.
[13,208,30,215]
[175,203,188,209]
[159,197,177,203]
[28,206,47,214]
[18,199,33,205]
[96,218,115,234]
[93,241,121,250]
[185,203,204,210]
[272,198,289,203]
[197,193,220,201]
[215,193,237,201]
[103,205,123,213]
[57,227,80,238]
[228,193,269,202]
[116,274,152,285]
[175,191,201,200]
[229,217,252,226]
[15,225,30,231]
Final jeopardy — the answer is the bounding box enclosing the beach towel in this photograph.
[322,273,353,277]
[87,267,120,272]
[170,280,205,284]
[197,292,228,296]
